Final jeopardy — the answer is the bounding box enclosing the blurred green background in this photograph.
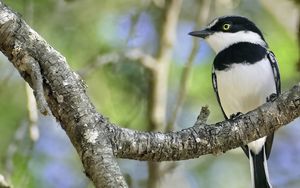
[0,0,299,187]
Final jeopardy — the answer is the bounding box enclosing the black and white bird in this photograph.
[189,16,281,188]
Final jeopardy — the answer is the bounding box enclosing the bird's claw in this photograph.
[266,93,278,102]
[230,112,243,120]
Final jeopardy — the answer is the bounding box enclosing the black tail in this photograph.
[249,146,272,188]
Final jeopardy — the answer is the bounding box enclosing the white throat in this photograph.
[205,31,267,53]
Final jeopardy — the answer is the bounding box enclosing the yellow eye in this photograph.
[222,23,231,31]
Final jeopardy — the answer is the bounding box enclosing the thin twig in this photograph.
[195,105,210,125]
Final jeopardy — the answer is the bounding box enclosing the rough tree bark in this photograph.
[0,1,299,188]
[0,2,127,188]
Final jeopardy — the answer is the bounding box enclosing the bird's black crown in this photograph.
[209,16,265,41]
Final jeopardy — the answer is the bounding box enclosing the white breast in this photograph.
[215,58,276,153]
[215,58,276,116]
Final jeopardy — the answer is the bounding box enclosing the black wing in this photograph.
[267,51,281,95]
[264,51,281,159]
[211,67,228,119]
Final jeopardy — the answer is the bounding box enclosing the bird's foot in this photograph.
[230,112,243,120]
[266,93,278,102]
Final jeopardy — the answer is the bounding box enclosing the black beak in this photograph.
[188,28,212,38]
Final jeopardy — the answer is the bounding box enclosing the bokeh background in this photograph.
[0,0,299,188]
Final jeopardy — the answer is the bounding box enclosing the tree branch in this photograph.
[0,2,299,188]
[125,49,157,70]
[0,2,127,188]
[111,84,300,160]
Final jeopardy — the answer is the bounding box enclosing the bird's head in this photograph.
[189,16,267,53]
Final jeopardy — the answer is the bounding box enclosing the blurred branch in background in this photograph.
[145,0,182,187]
[166,0,213,132]
[161,0,213,180]
[297,15,300,72]
[147,0,182,132]
[78,52,121,78]
[4,122,29,187]
[0,70,13,95]
[125,49,156,70]
[298,21,300,71]
[260,0,300,71]
[295,0,300,71]
[0,174,10,188]
[25,83,39,141]
[78,49,156,78]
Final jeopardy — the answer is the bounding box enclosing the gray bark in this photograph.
[0,2,127,188]
[0,1,299,188]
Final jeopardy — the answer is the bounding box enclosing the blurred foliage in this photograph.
[0,81,26,156]
[290,0,300,5]
[0,0,299,188]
